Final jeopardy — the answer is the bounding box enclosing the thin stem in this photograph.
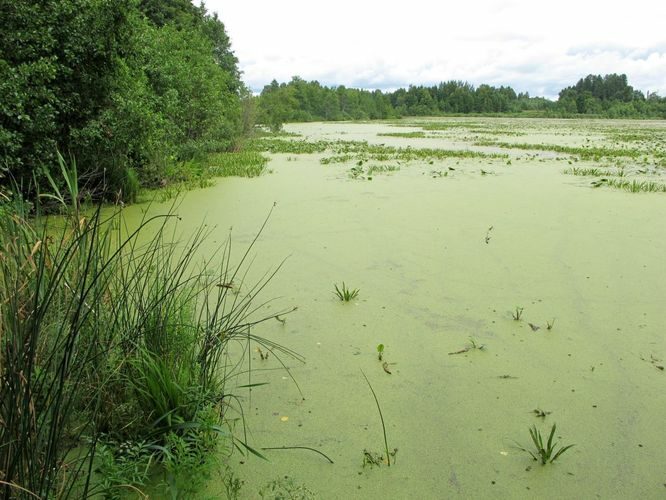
[360,370,390,466]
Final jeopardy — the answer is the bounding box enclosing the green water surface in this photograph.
[127,118,666,499]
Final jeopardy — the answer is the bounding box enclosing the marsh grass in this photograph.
[334,282,359,302]
[0,161,296,498]
[145,151,269,203]
[248,134,509,168]
[248,138,333,154]
[321,143,507,165]
[412,121,485,131]
[605,178,666,193]
[205,151,268,178]
[377,131,427,138]
[512,307,524,321]
[517,424,575,465]
[473,139,644,161]
[366,164,400,175]
[563,167,606,176]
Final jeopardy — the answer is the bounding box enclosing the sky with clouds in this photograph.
[202,0,666,99]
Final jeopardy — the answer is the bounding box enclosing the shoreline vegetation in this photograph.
[0,161,298,498]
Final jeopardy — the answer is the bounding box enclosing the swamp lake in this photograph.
[128,117,666,499]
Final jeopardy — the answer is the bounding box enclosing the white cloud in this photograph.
[203,0,666,98]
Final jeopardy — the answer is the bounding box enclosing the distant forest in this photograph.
[257,74,666,130]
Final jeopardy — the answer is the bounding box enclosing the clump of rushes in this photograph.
[0,159,297,499]
[205,150,268,177]
[334,282,359,302]
[517,423,575,465]
[512,306,524,321]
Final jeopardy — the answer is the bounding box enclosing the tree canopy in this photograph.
[0,0,243,202]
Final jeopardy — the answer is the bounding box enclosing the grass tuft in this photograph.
[334,282,359,302]
[0,160,295,498]
[517,423,575,465]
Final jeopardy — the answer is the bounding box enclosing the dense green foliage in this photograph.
[0,164,293,498]
[257,74,666,130]
[0,0,244,202]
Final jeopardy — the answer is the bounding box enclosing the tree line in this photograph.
[257,74,666,130]
[0,0,248,202]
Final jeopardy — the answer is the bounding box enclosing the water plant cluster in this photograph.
[598,178,666,193]
[472,139,645,161]
[334,282,360,302]
[205,150,269,178]
[252,120,665,198]
[152,151,270,202]
[0,162,294,498]
[347,163,401,180]
[517,424,575,465]
[377,131,428,138]
[413,121,529,137]
[381,119,666,194]
[320,142,507,166]
[248,137,334,155]
[246,135,507,185]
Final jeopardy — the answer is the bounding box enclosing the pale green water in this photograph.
[128,118,666,499]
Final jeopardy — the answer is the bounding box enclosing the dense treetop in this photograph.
[0,0,244,201]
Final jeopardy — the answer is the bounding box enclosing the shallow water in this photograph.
[128,118,666,499]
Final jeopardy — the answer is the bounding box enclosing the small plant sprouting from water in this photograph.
[334,282,359,302]
[468,337,486,350]
[376,344,393,374]
[517,423,574,465]
[485,225,494,244]
[448,337,486,355]
[362,448,398,468]
[361,370,393,467]
[532,408,552,418]
[546,318,556,330]
[258,476,317,499]
[512,306,524,321]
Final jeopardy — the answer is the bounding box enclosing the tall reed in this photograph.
[0,159,296,498]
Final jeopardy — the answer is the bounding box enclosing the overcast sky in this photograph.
[202,0,666,99]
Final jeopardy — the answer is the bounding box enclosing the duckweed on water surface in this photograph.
[129,117,666,498]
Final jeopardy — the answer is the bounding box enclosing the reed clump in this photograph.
[0,159,294,498]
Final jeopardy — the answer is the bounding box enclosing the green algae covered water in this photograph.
[126,118,666,499]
